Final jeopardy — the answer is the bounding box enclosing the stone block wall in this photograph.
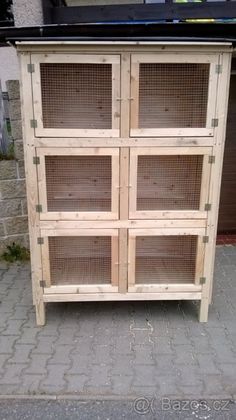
[0,81,28,254]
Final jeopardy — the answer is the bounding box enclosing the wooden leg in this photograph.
[199,298,209,322]
[35,300,46,326]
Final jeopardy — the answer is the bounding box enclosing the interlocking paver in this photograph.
[0,246,235,399]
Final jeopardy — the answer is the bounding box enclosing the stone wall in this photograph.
[0,80,28,254]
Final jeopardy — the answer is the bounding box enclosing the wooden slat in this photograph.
[43,292,202,302]
[19,53,45,326]
[40,219,208,230]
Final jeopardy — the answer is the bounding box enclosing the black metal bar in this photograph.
[50,3,236,24]
[42,0,67,24]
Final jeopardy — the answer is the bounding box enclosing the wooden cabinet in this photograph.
[18,42,232,325]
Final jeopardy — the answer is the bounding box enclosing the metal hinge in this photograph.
[209,155,216,164]
[30,119,37,128]
[204,203,212,211]
[203,236,209,244]
[37,237,44,245]
[36,204,42,213]
[33,156,40,165]
[211,118,219,128]
[200,277,206,285]
[215,64,222,74]
[27,63,35,73]
[39,280,45,288]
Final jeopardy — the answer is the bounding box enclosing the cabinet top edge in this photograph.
[16,40,233,53]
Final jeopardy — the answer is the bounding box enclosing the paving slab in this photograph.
[0,245,235,401]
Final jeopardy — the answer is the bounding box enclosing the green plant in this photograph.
[1,242,30,263]
[0,142,15,160]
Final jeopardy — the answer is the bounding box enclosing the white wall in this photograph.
[12,0,43,26]
[0,47,19,90]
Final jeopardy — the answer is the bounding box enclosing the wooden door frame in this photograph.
[31,53,121,138]
[36,147,120,220]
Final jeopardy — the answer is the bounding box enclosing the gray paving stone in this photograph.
[64,374,88,393]
[197,354,222,375]
[0,363,28,385]
[2,320,23,336]
[0,335,18,354]
[86,364,112,388]
[8,344,34,364]
[132,345,155,366]
[24,354,50,375]
[48,345,73,365]
[110,355,134,376]
[132,365,157,387]
[19,374,45,394]
[0,247,235,398]
[40,364,68,393]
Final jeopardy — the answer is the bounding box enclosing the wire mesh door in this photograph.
[130,53,219,137]
[129,147,212,219]
[31,54,120,137]
[37,148,119,220]
[41,229,119,292]
[128,229,205,292]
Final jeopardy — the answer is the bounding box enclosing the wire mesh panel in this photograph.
[40,63,112,129]
[138,63,209,129]
[135,235,197,284]
[136,155,203,211]
[45,155,112,212]
[48,236,112,285]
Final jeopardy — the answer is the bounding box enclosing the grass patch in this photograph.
[0,142,15,160]
[1,242,30,263]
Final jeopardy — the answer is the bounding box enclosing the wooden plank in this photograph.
[199,153,212,211]
[40,211,119,221]
[131,128,213,138]
[128,236,136,287]
[111,154,120,216]
[129,228,205,237]
[43,292,202,302]
[31,53,120,65]
[44,285,118,294]
[41,237,51,288]
[37,147,119,156]
[40,219,208,230]
[129,211,207,220]
[130,146,212,156]
[111,236,119,287]
[129,152,137,217]
[112,62,121,131]
[36,153,47,214]
[41,228,118,237]
[132,53,218,65]
[50,3,236,24]
[200,52,232,320]
[19,53,45,326]
[119,228,128,294]
[128,284,202,293]
[194,235,206,285]
[118,53,130,295]
[130,62,139,131]
[34,137,215,148]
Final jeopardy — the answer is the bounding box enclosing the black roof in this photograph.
[0,22,236,46]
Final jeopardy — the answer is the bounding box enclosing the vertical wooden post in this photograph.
[19,52,45,325]
[199,52,232,321]
[119,52,131,293]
